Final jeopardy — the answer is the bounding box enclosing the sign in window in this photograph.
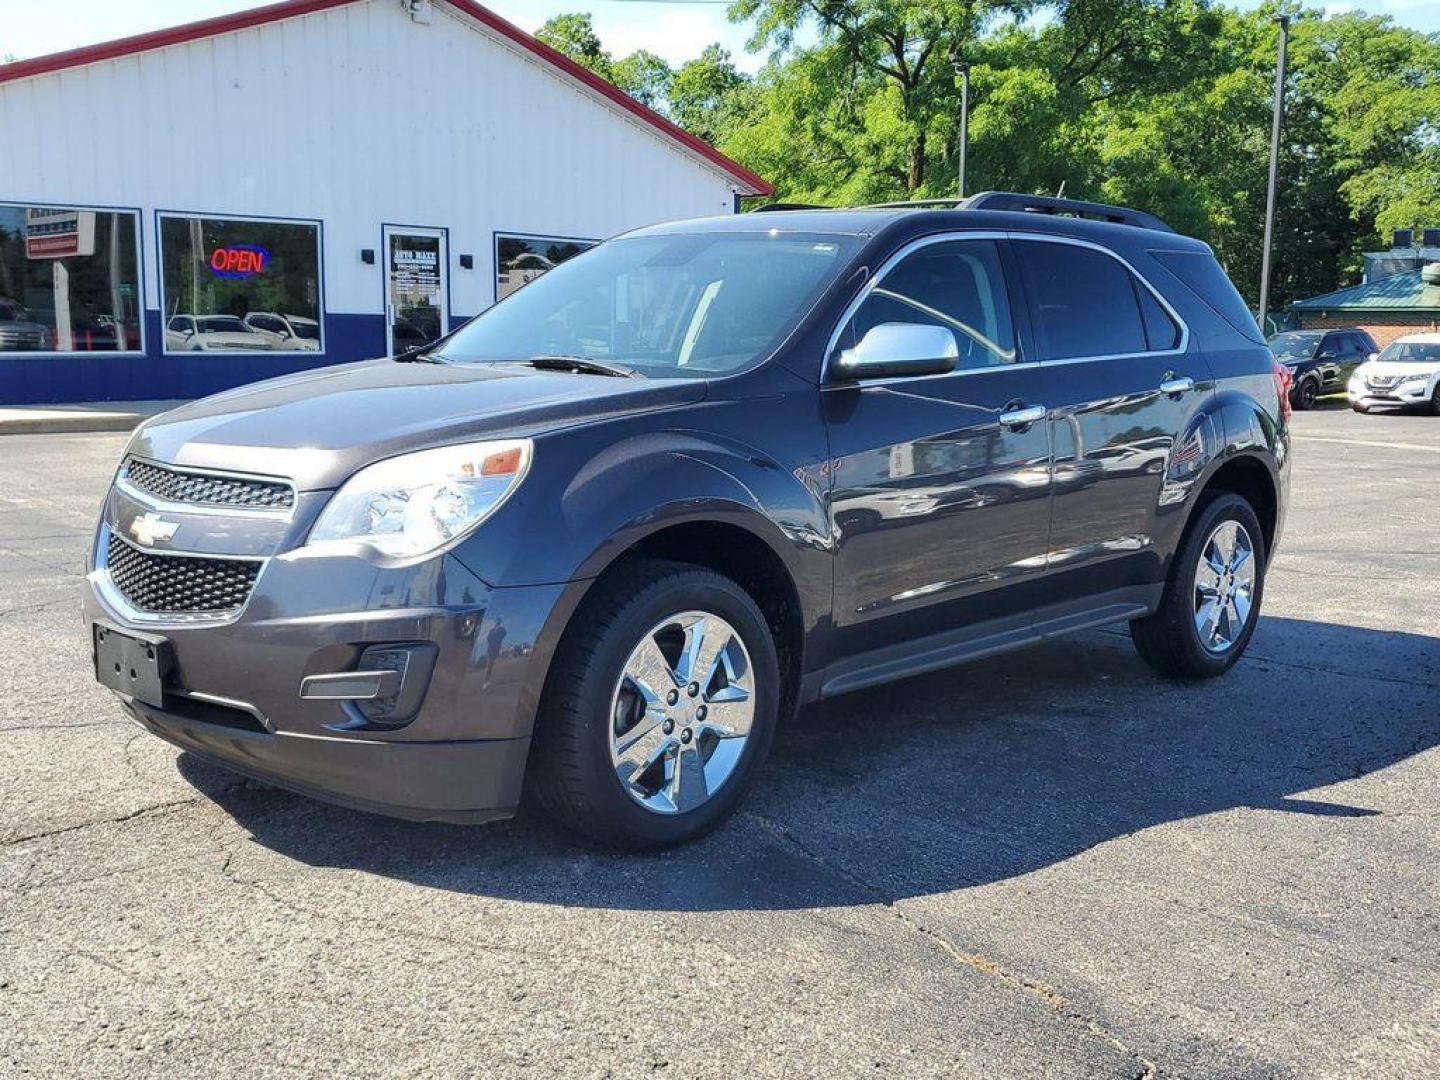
[159,215,322,354]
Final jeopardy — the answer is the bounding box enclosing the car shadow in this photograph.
[176,615,1439,911]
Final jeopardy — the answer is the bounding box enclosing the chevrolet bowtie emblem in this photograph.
[129,512,179,546]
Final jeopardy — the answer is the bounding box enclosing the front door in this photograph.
[825,236,1053,659]
[383,226,448,356]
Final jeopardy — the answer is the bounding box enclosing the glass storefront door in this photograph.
[384,226,448,356]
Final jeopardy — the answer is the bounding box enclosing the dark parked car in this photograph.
[86,193,1289,849]
[1268,327,1377,409]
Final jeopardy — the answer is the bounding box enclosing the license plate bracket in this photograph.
[94,622,171,708]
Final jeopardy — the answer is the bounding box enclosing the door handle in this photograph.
[1159,376,1195,396]
[999,404,1046,428]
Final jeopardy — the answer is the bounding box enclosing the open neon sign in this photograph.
[209,244,269,279]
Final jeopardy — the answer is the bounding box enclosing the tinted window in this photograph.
[1135,281,1182,351]
[1152,250,1265,344]
[839,239,1017,370]
[1014,241,1146,360]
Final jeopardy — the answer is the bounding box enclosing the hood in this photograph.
[129,359,707,490]
[1356,359,1440,381]
[195,332,271,347]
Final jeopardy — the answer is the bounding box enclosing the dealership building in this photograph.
[0,0,771,404]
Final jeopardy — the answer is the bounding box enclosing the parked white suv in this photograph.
[243,312,321,351]
[1348,333,1440,415]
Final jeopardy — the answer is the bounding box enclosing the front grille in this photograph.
[124,459,294,511]
[106,533,261,614]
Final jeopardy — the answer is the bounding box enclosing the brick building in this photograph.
[1291,264,1440,348]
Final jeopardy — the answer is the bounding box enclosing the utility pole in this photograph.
[1257,15,1290,335]
[953,60,970,200]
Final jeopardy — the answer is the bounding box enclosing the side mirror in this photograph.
[831,322,958,381]
[1367,352,1379,363]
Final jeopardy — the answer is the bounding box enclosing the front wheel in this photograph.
[1293,377,1319,410]
[528,559,779,849]
[1430,386,1440,416]
[1131,493,1266,679]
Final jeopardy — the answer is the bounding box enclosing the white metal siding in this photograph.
[0,0,740,321]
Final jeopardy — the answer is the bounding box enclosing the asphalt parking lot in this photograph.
[1,402,1436,1078]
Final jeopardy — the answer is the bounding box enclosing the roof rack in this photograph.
[752,202,827,213]
[961,191,1175,233]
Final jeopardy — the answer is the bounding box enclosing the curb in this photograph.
[0,413,152,435]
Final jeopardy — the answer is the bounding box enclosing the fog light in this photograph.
[354,643,438,725]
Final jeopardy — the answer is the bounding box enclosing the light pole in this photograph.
[954,61,970,199]
[1257,15,1290,335]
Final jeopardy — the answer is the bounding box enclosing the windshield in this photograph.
[439,232,860,377]
[1268,331,1322,360]
[199,316,247,334]
[1377,341,1440,364]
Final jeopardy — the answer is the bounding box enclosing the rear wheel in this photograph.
[1131,492,1266,679]
[528,559,779,849]
[1293,377,1319,410]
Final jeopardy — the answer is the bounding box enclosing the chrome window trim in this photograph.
[821,230,1192,386]
[119,456,297,520]
[94,524,267,626]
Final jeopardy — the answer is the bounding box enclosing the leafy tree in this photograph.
[536,12,615,80]
[669,45,754,145]
[614,49,674,108]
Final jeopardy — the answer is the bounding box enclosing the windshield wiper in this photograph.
[523,354,642,378]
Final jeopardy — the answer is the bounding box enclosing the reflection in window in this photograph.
[0,204,142,353]
[160,215,322,353]
[496,234,596,301]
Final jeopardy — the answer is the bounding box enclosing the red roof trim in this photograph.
[0,0,773,197]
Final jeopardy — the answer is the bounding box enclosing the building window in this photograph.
[0,204,143,354]
[159,214,322,353]
[495,233,597,301]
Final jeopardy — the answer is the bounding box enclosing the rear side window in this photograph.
[1135,282,1182,351]
[1151,250,1265,344]
[839,239,1018,370]
[1013,241,1147,360]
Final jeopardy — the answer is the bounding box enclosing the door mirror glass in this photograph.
[832,322,958,380]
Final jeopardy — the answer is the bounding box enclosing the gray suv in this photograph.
[86,193,1289,848]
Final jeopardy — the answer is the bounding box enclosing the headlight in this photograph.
[308,439,532,558]
[1399,372,1429,385]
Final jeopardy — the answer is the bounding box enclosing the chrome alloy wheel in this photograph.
[609,611,755,814]
[1193,520,1256,653]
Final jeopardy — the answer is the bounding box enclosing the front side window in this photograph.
[444,231,860,378]
[495,234,597,301]
[1013,240,1149,360]
[0,204,143,353]
[836,239,1018,370]
[159,214,322,353]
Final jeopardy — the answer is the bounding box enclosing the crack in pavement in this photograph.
[741,810,1159,1079]
[0,794,221,848]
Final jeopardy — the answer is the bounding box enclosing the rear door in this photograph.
[824,235,1053,658]
[1010,237,1208,606]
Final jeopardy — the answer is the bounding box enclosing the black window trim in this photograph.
[822,231,1190,383]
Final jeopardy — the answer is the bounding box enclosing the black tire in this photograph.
[1130,492,1267,680]
[1430,386,1440,416]
[1352,402,1369,414]
[1293,377,1319,410]
[527,558,780,850]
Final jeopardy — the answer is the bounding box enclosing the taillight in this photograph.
[1272,359,1292,423]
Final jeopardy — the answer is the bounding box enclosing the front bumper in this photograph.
[85,523,571,823]
[1348,381,1433,407]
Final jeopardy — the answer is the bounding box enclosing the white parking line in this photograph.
[1295,435,1440,454]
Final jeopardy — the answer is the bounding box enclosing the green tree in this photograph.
[614,50,675,108]
[669,45,754,145]
[536,12,615,80]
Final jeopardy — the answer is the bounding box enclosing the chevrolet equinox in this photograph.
[87,193,1289,849]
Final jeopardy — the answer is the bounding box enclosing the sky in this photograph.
[3,0,1438,71]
